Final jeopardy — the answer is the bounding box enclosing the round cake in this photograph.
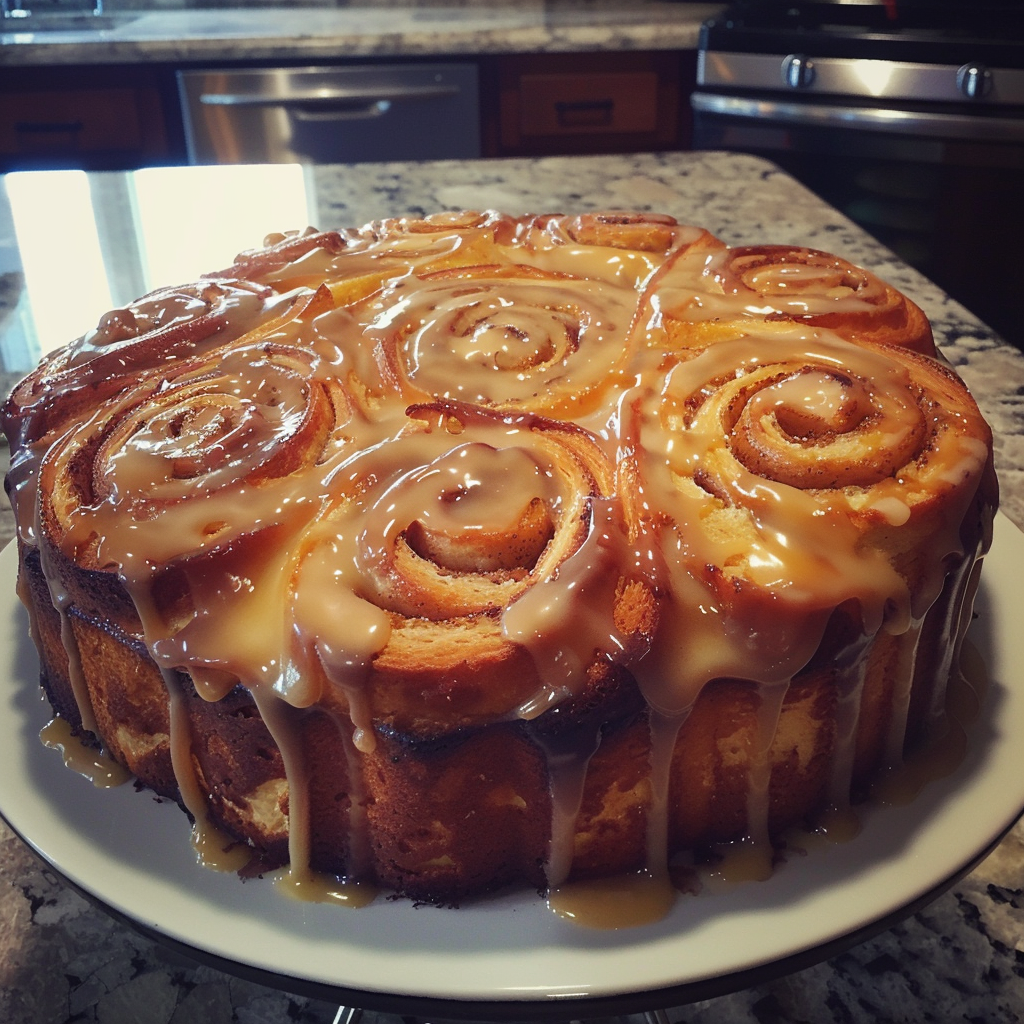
[1,210,998,919]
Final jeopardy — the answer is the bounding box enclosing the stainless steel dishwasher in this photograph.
[177,63,481,164]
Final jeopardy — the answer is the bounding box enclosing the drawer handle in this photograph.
[554,99,614,128]
[15,120,84,134]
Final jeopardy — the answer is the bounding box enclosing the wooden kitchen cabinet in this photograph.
[1,49,698,170]
[485,51,694,157]
[0,65,183,171]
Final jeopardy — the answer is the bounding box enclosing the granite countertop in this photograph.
[1,151,1023,1023]
[0,0,724,65]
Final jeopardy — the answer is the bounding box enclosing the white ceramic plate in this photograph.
[2,516,1023,1017]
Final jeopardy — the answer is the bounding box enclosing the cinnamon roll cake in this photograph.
[1,211,998,916]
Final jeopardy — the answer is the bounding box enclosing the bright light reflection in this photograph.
[130,164,313,291]
[6,170,113,359]
[853,59,895,98]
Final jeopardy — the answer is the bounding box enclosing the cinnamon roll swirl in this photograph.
[623,325,995,868]
[650,243,936,356]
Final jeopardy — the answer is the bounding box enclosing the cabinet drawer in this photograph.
[0,88,144,155]
[0,65,176,171]
[518,71,660,137]
[492,51,685,157]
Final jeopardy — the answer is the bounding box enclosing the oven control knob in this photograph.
[957,63,993,100]
[782,54,816,89]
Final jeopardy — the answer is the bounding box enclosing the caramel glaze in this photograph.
[1,210,998,923]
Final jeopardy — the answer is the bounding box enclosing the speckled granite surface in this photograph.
[1,151,1023,1024]
[0,0,722,65]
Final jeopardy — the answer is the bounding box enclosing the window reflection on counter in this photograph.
[1,163,316,372]
[130,164,314,293]
[6,170,112,366]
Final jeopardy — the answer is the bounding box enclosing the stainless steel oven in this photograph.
[691,0,1024,349]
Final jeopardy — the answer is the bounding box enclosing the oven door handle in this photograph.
[692,92,1024,144]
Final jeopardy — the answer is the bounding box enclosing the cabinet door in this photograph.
[0,67,175,171]
[491,51,690,157]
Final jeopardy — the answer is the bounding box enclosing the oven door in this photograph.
[692,90,1024,347]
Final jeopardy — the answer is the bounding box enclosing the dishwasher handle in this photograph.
[199,82,461,115]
